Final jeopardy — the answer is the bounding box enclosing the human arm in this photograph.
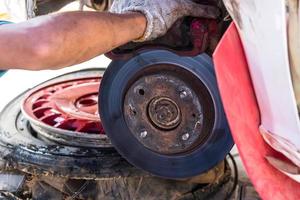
[0,0,219,70]
[0,11,146,70]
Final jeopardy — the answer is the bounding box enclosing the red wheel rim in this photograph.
[22,77,104,135]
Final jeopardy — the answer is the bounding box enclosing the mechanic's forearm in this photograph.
[0,11,146,70]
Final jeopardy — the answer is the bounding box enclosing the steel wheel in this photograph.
[99,50,233,178]
[21,73,111,148]
[0,69,144,179]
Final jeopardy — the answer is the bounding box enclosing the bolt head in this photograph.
[180,90,187,98]
[182,133,189,141]
[140,131,148,138]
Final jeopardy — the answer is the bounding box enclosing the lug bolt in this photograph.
[182,133,190,141]
[140,131,148,138]
[180,90,187,98]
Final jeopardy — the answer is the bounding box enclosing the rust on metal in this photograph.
[124,68,207,155]
[148,97,181,130]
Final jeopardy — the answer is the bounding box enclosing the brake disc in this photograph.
[99,50,234,178]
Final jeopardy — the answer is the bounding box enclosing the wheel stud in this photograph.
[140,130,148,138]
[180,90,188,99]
[182,133,190,141]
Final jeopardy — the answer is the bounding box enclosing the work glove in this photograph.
[110,0,220,41]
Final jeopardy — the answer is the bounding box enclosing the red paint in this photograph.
[22,77,104,134]
[213,23,300,200]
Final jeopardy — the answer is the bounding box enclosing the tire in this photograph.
[0,69,144,179]
[0,69,233,200]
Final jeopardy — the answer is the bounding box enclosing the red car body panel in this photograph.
[213,23,300,200]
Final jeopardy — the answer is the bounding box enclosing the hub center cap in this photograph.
[148,97,181,130]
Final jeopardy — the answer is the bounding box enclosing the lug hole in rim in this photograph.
[78,99,97,107]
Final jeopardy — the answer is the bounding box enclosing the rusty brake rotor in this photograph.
[99,50,233,178]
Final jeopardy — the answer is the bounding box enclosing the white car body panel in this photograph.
[224,0,300,180]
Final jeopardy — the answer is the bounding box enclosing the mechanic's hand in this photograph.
[110,0,220,42]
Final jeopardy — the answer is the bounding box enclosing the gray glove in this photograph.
[110,0,220,41]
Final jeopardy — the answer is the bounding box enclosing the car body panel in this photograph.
[213,22,300,200]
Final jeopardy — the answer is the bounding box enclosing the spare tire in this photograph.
[0,68,144,179]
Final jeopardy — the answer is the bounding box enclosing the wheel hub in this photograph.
[148,97,181,130]
[124,71,205,155]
